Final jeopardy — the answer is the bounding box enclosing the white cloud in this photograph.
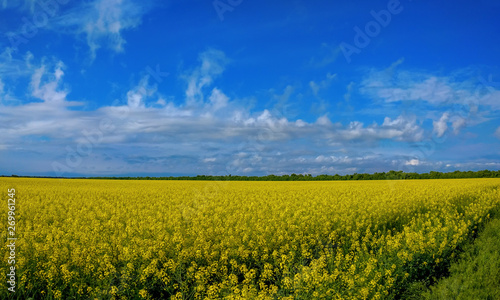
[381,115,424,141]
[405,159,420,166]
[315,115,334,127]
[372,76,455,104]
[327,115,423,142]
[361,64,500,111]
[126,76,157,109]
[52,0,151,59]
[344,81,354,102]
[31,62,68,104]
[451,117,467,134]
[360,63,500,139]
[185,49,228,105]
[0,59,89,141]
[433,112,449,138]
[207,88,229,112]
[295,119,307,127]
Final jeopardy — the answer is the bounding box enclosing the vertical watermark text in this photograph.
[6,188,17,293]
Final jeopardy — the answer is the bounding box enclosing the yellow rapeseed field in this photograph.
[1,178,499,299]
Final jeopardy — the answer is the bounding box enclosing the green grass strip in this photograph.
[417,214,500,299]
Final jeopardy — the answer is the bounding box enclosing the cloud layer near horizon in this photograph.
[1,47,499,176]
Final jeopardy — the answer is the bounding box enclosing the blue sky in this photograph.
[1,0,500,177]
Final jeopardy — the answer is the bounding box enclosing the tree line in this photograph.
[81,170,500,180]
[3,170,500,181]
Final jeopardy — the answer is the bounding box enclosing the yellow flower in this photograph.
[2,177,499,299]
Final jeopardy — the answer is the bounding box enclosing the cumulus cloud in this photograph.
[126,76,157,109]
[316,115,332,126]
[405,159,420,166]
[184,49,228,105]
[433,112,449,138]
[380,115,424,141]
[309,115,423,143]
[207,88,229,112]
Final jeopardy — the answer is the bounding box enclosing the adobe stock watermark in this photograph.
[51,65,169,177]
[213,0,243,21]
[6,188,17,293]
[7,0,71,52]
[340,0,407,63]
[479,74,500,91]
